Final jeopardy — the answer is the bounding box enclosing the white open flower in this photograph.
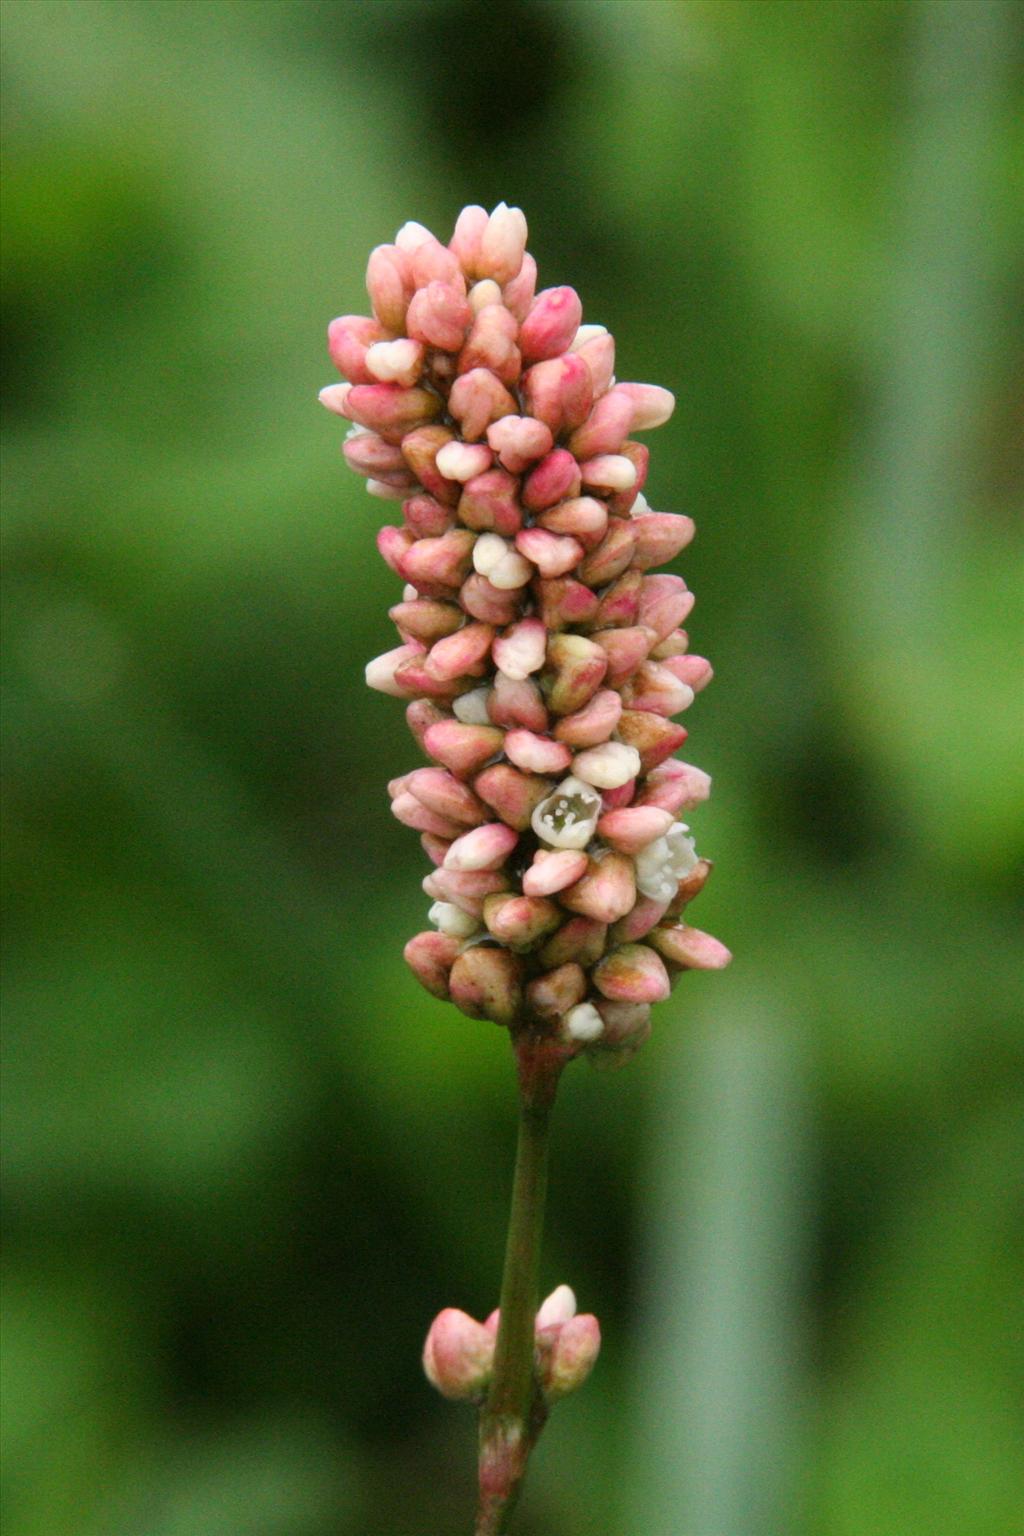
[634,822,699,901]
[530,775,602,851]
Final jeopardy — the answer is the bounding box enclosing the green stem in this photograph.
[475,1033,564,1535]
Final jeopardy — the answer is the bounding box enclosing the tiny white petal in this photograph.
[453,686,492,725]
[565,1003,605,1043]
[429,901,480,939]
[570,324,608,351]
[469,279,503,312]
[537,1284,578,1327]
[572,742,641,790]
[395,219,434,251]
[472,532,509,578]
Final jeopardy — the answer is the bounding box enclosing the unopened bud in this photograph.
[423,1308,495,1400]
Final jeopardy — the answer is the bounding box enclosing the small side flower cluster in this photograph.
[322,203,730,1063]
[423,1284,600,1405]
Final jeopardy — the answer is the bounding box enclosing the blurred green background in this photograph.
[2,2,1022,1533]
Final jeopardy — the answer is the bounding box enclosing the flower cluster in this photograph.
[322,203,729,1062]
[423,1284,600,1405]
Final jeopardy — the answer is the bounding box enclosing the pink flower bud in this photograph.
[365,642,425,698]
[538,916,607,971]
[514,527,584,579]
[537,495,608,548]
[318,383,352,418]
[435,440,494,483]
[595,998,651,1047]
[449,204,489,277]
[521,354,594,436]
[400,424,461,505]
[560,852,637,924]
[376,528,411,577]
[364,337,426,387]
[478,202,528,285]
[405,698,445,752]
[635,759,712,813]
[664,858,713,916]
[474,762,552,831]
[483,892,562,950]
[609,894,671,943]
[650,628,689,659]
[460,572,525,625]
[487,672,549,732]
[577,520,638,587]
[553,688,623,749]
[423,720,505,777]
[527,963,587,1022]
[572,327,615,396]
[459,470,524,538]
[404,930,461,1000]
[636,574,695,643]
[405,766,488,826]
[519,286,583,363]
[607,440,649,515]
[391,791,467,839]
[567,387,635,458]
[342,432,410,480]
[648,923,731,970]
[486,414,554,474]
[409,236,466,291]
[617,380,676,430]
[522,448,582,512]
[597,805,675,855]
[522,849,589,897]
[448,369,518,442]
[592,943,671,1003]
[630,511,696,571]
[423,622,494,682]
[406,280,473,352]
[344,383,441,443]
[621,660,695,717]
[663,654,713,692]
[327,315,385,383]
[444,822,519,872]
[389,598,463,643]
[504,729,573,776]
[533,576,600,632]
[457,304,521,387]
[579,453,637,494]
[400,529,477,590]
[544,633,609,717]
[539,1313,601,1402]
[423,1308,495,1399]
[365,243,413,331]
[501,251,537,322]
[492,617,546,680]
[394,219,435,253]
[592,570,642,628]
[448,945,524,1025]
[429,866,510,917]
[616,709,688,773]
[590,627,652,689]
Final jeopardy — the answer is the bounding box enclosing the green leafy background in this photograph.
[2,3,1021,1532]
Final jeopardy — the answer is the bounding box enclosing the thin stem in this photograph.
[475,1033,564,1535]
